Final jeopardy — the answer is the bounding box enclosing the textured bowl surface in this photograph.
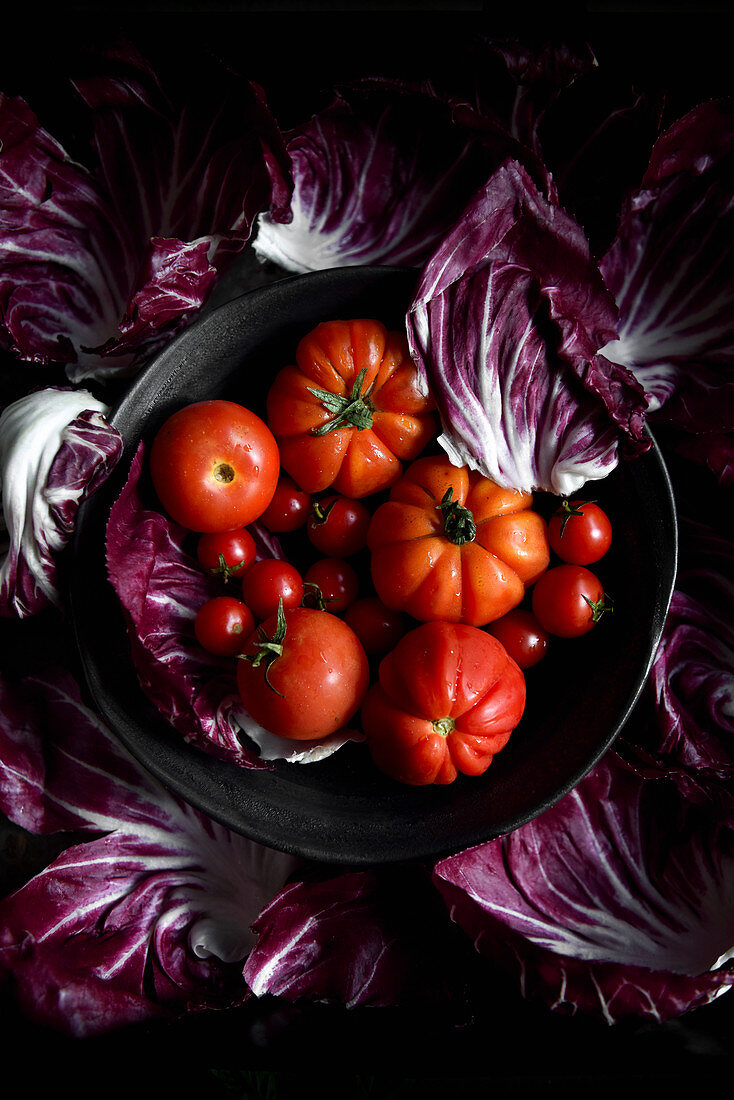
[71,266,677,865]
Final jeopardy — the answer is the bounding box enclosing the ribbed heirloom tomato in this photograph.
[361,620,526,785]
[367,454,550,626]
[150,399,280,533]
[266,318,436,498]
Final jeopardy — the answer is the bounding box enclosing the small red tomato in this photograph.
[304,557,360,613]
[194,596,255,657]
[241,559,304,621]
[306,494,371,558]
[548,500,612,565]
[259,473,310,533]
[150,399,280,532]
[486,609,549,669]
[532,564,612,639]
[343,596,408,655]
[196,527,257,581]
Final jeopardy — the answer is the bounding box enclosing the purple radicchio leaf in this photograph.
[105,442,282,769]
[406,159,648,495]
[675,431,734,488]
[253,79,541,274]
[0,387,122,618]
[0,44,291,383]
[434,752,734,1025]
[243,864,472,1010]
[0,658,298,1036]
[600,99,734,431]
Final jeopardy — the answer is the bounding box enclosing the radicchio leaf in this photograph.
[0,43,291,382]
[600,99,734,430]
[434,753,734,1024]
[253,80,536,274]
[0,388,122,618]
[407,159,648,495]
[0,658,298,1036]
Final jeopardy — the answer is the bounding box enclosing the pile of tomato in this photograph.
[149,318,613,787]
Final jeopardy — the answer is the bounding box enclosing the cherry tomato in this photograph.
[150,399,280,532]
[194,596,255,657]
[236,604,369,740]
[307,494,371,558]
[304,557,360,613]
[361,620,526,785]
[548,500,612,565]
[266,318,436,498]
[196,527,257,581]
[532,564,612,638]
[343,596,408,655]
[241,559,304,622]
[259,473,310,533]
[486,609,549,669]
[368,454,550,626]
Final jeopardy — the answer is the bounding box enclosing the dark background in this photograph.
[2,2,733,1094]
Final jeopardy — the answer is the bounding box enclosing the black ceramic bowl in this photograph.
[71,266,677,866]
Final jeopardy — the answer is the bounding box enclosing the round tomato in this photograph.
[532,564,612,638]
[150,400,280,532]
[486,608,549,669]
[367,454,550,626]
[259,473,310,533]
[304,557,360,613]
[241,559,304,621]
[236,604,369,741]
[194,596,255,657]
[266,318,436,498]
[361,620,526,785]
[196,527,257,581]
[343,596,408,655]
[307,494,371,558]
[548,500,612,565]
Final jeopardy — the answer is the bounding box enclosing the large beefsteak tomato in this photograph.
[265,318,436,498]
[367,454,550,625]
[361,620,526,785]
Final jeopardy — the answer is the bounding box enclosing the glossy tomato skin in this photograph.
[343,596,408,655]
[150,400,280,533]
[196,527,257,579]
[241,559,304,621]
[368,454,550,626]
[266,319,436,499]
[304,557,360,613]
[194,596,255,657]
[361,620,525,785]
[259,473,310,533]
[236,607,369,740]
[548,501,612,565]
[532,564,610,638]
[486,608,549,669]
[306,494,371,558]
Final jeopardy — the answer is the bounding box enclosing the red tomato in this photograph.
[361,621,526,785]
[194,596,255,657]
[548,500,612,565]
[486,609,549,669]
[150,400,280,532]
[241,559,304,621]
[266,319,436,498]
[196,527,257,581]
[532,564,612,638]
[259,473,310,533]
[343,596,408,655]
[306,494,371,558]
[368,454,550,626]
[236,604,369,740]
[304,557,360,613]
